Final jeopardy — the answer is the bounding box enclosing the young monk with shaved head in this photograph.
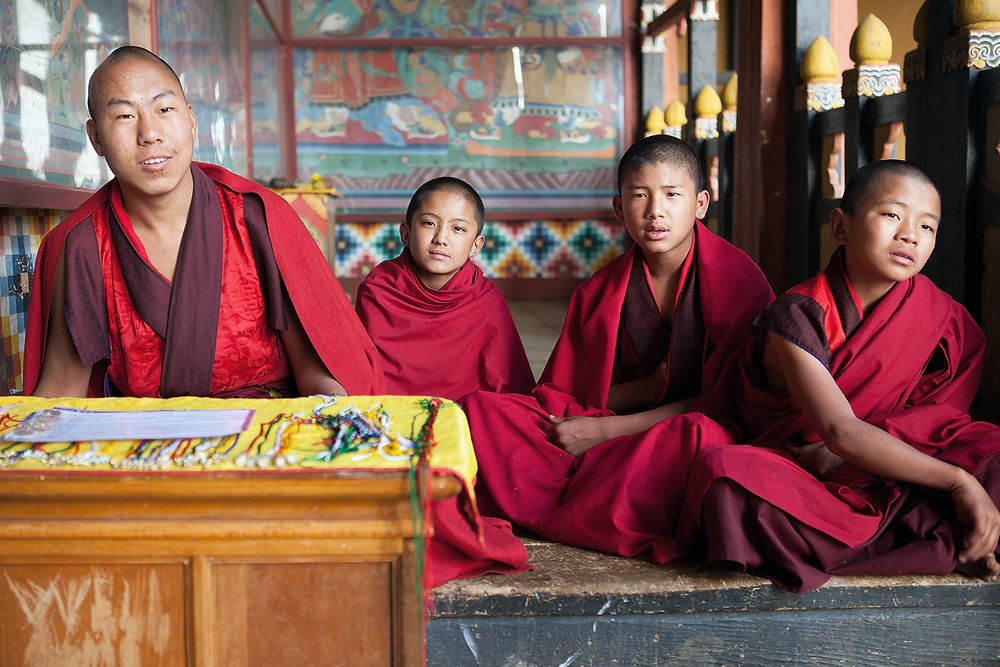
[683,161,1000,591]
[26,46,382,398]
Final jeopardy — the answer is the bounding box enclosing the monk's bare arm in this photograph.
[607,361,667,413]
[546,397,694,456]
[32,250,93,397]
[769,332,1000,569]
[280,298,347,397]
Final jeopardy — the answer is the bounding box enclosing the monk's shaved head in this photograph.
[840,160,939,215]
[87,46,184,120]
[617,134,704,193]
[406,177,485,235]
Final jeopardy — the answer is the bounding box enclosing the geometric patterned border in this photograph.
[335,219,626,280]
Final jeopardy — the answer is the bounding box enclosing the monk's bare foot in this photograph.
[955,552,1000,581]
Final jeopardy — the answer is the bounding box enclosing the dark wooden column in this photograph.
[641,4,667,117]
[733,0,790,287]
[685,2,719,143]
[842,15,903,179]
[912,0,1000,306]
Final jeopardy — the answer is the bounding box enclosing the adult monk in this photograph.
[460,135,773,563]
[25,46,382,398]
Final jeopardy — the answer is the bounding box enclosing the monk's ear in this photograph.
[398,222,410,247]
[187,104,197,141]
[695,189,710,219]
[612,194,624,224]
[86,118,105,157]
[469,234,485,259]
[829,207,849,244]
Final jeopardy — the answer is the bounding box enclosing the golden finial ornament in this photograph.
[801,36,841,83]
[722,74,738,111]
[694,85,723,117]
[851,14,893,66]
[644,107,667,135]
[954,0,1000,31]
[665,100,688,127]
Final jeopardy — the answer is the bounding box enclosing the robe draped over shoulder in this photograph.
[462,223,774,562]
[355,249,533,399]
[682,247,1000,592]
[24,163,383,397]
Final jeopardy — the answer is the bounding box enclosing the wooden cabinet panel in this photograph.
[0,561,188,667]
[211,560,394,667]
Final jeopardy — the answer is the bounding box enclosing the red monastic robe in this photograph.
[355,249,534,399]
[24,163,383,397]
[461,223,774,562]
[683,248,1000,592]
[356,249,533,586]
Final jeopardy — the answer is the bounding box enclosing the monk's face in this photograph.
[833,173,940,290]
[400,190,485,290]
[613,162,709,263]
[86,58,197,201]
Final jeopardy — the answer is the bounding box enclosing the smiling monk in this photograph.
[25,46,382,398]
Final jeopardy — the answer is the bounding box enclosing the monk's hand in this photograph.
[545,415,608,457]
[948,472,1000,578]
[786,441,844,478]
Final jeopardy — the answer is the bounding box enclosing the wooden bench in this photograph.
[429,538,1000,665]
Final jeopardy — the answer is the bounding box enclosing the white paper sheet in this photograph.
[1,407,255,442]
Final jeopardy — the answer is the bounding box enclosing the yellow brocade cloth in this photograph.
[0,395,477,494]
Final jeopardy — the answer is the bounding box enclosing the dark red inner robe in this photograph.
[461,223,774,562]
[355,249,534,399]
[24,163,383,397]
[356,249,532,586]
[683,248,1000,592]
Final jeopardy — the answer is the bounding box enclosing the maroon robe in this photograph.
[355,249,534,399]
[25,163,383,397]
[461,223,774,562]
[683,248,1000,592]
[355,250,532,585]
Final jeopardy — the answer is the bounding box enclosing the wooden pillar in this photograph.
[733,0,789,285]
[787,36,843,286]
[904,3,929,168]
[717,74,738,241]
[685,1,719,143]
[913,0,1000,305]
[785,0,841,287]
[842,14,903,178]
[641,4,668,116]
[980,67,1000,417]
[693,85,722,230]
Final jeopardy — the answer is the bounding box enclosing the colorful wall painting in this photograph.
[291,0,622,39]
[0,0,128,187]
[157,1,248,174]
[292,46,622,212]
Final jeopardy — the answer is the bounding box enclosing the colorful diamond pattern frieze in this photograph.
[334,219,625,280]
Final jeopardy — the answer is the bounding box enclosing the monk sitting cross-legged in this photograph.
[460,134,773,562]
[355,177,532,586]
[682,160,1000,592]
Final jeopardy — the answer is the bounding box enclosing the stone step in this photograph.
[428,539,1000,666]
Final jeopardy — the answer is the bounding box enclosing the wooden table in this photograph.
[0,396,472,666]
